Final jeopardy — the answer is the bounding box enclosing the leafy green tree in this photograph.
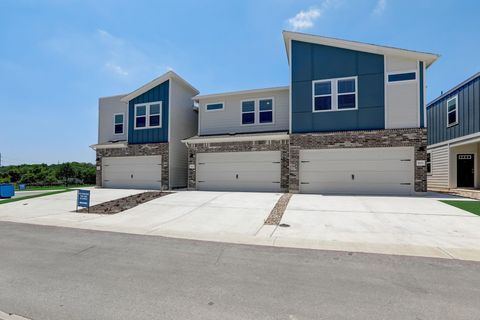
[7,168,20,182]
[57,163,75,187]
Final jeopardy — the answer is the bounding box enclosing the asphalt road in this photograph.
[0,222,479,320]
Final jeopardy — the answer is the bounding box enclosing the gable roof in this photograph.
[283,31,440,68]
[427,72,480,108]
[121,71,199,102]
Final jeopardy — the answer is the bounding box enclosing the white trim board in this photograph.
[194,86,289,101]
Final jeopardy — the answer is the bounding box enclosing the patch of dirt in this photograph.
[264,193,292,225]
[78,191,172,214]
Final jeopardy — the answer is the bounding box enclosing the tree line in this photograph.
[0,162,96,186]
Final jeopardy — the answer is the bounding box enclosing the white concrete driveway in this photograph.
[272,193,480,260]
[0,189,479,261]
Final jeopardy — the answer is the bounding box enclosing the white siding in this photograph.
[98,95,128,143]
[169,80,198,188]
[385,55,420,129]
[427,145,449,190]
[198,89,289,135]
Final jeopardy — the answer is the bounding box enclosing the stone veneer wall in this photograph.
[289,128,427,193]
[96,143,169,189]
[186,140,290,191]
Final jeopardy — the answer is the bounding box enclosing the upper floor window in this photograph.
[241,100,255,125]
[313,77,357,112]
[447,95,458,127]
[388,72,416,82]
[206,102,224,111]
[259,99,273,123]
[241,98,274,125]
[114,113,124,135]
[135,101,162,129]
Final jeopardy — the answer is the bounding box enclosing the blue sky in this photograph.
[1,0,479,165]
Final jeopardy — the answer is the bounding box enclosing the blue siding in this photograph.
[427,75,480,145]
[291,40,385,133]
[419,61,424,128]
[128,80,169,144]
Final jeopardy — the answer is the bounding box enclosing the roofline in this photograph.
[193,86,289,100]
[282,30,440,68]
[98,93,127,100]
[427,72,480,108]
[121,71,199,102]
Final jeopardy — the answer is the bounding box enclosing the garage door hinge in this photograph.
[272,161,281,164]
[400,183,411,185]
[198,162,205,165]
[300,182,310,184]
[301,161,310,163]
[198,180,205,183]
[400,159,411,161]
[272,181,281,184]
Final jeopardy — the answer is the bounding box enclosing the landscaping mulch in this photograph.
[78,191,171,214]
[264,193,292,225]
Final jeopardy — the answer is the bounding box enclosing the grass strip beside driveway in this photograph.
[441,200,480,216]
[0,189,74,205]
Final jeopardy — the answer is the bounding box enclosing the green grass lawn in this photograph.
[0,189,74,205]
[441,200,480,216]
[14,184,94,191]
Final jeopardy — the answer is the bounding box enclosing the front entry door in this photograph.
[457,154,474,188]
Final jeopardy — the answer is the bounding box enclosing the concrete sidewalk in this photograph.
[0,189,479,261]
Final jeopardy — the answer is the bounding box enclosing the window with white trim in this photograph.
[135,101,162,129]
[313,77,357,112]
[206,102,224,111]
[241,100,255,125]
[114,113,124,135]
[259,98,273,123]
[427,152,431,174]
[447,95,458,127]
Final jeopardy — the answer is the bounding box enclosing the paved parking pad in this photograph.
[273,193,480,259]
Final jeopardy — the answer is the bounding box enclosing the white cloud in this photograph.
[288,7,321,31]
[105,62,128,76]
[43,29,170,80]
[372,0,387,16]
[287,0,340,31]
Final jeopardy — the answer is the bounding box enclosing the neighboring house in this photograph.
[91,71,199,190]
[183,31,439,195]
[427,72,480,190]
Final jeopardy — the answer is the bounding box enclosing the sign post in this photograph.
[76,189,91,213]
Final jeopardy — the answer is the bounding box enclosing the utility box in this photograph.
[0,184,15,198]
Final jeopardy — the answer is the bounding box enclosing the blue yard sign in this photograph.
[77,189,91,212]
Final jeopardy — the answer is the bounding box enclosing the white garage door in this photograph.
[299,147,415,195]
[196,151,281,192]
[102,155,162,190]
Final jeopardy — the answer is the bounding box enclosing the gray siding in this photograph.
[98,95,128,144]
[427,75,480,145]
[198,89,289,136]
[169,80,198,188]
[291,40,385,133]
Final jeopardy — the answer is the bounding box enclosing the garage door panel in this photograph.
[301,160,412,172]
[102,155,162,190]
[300,147,414,195]
[196,151,281,192]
